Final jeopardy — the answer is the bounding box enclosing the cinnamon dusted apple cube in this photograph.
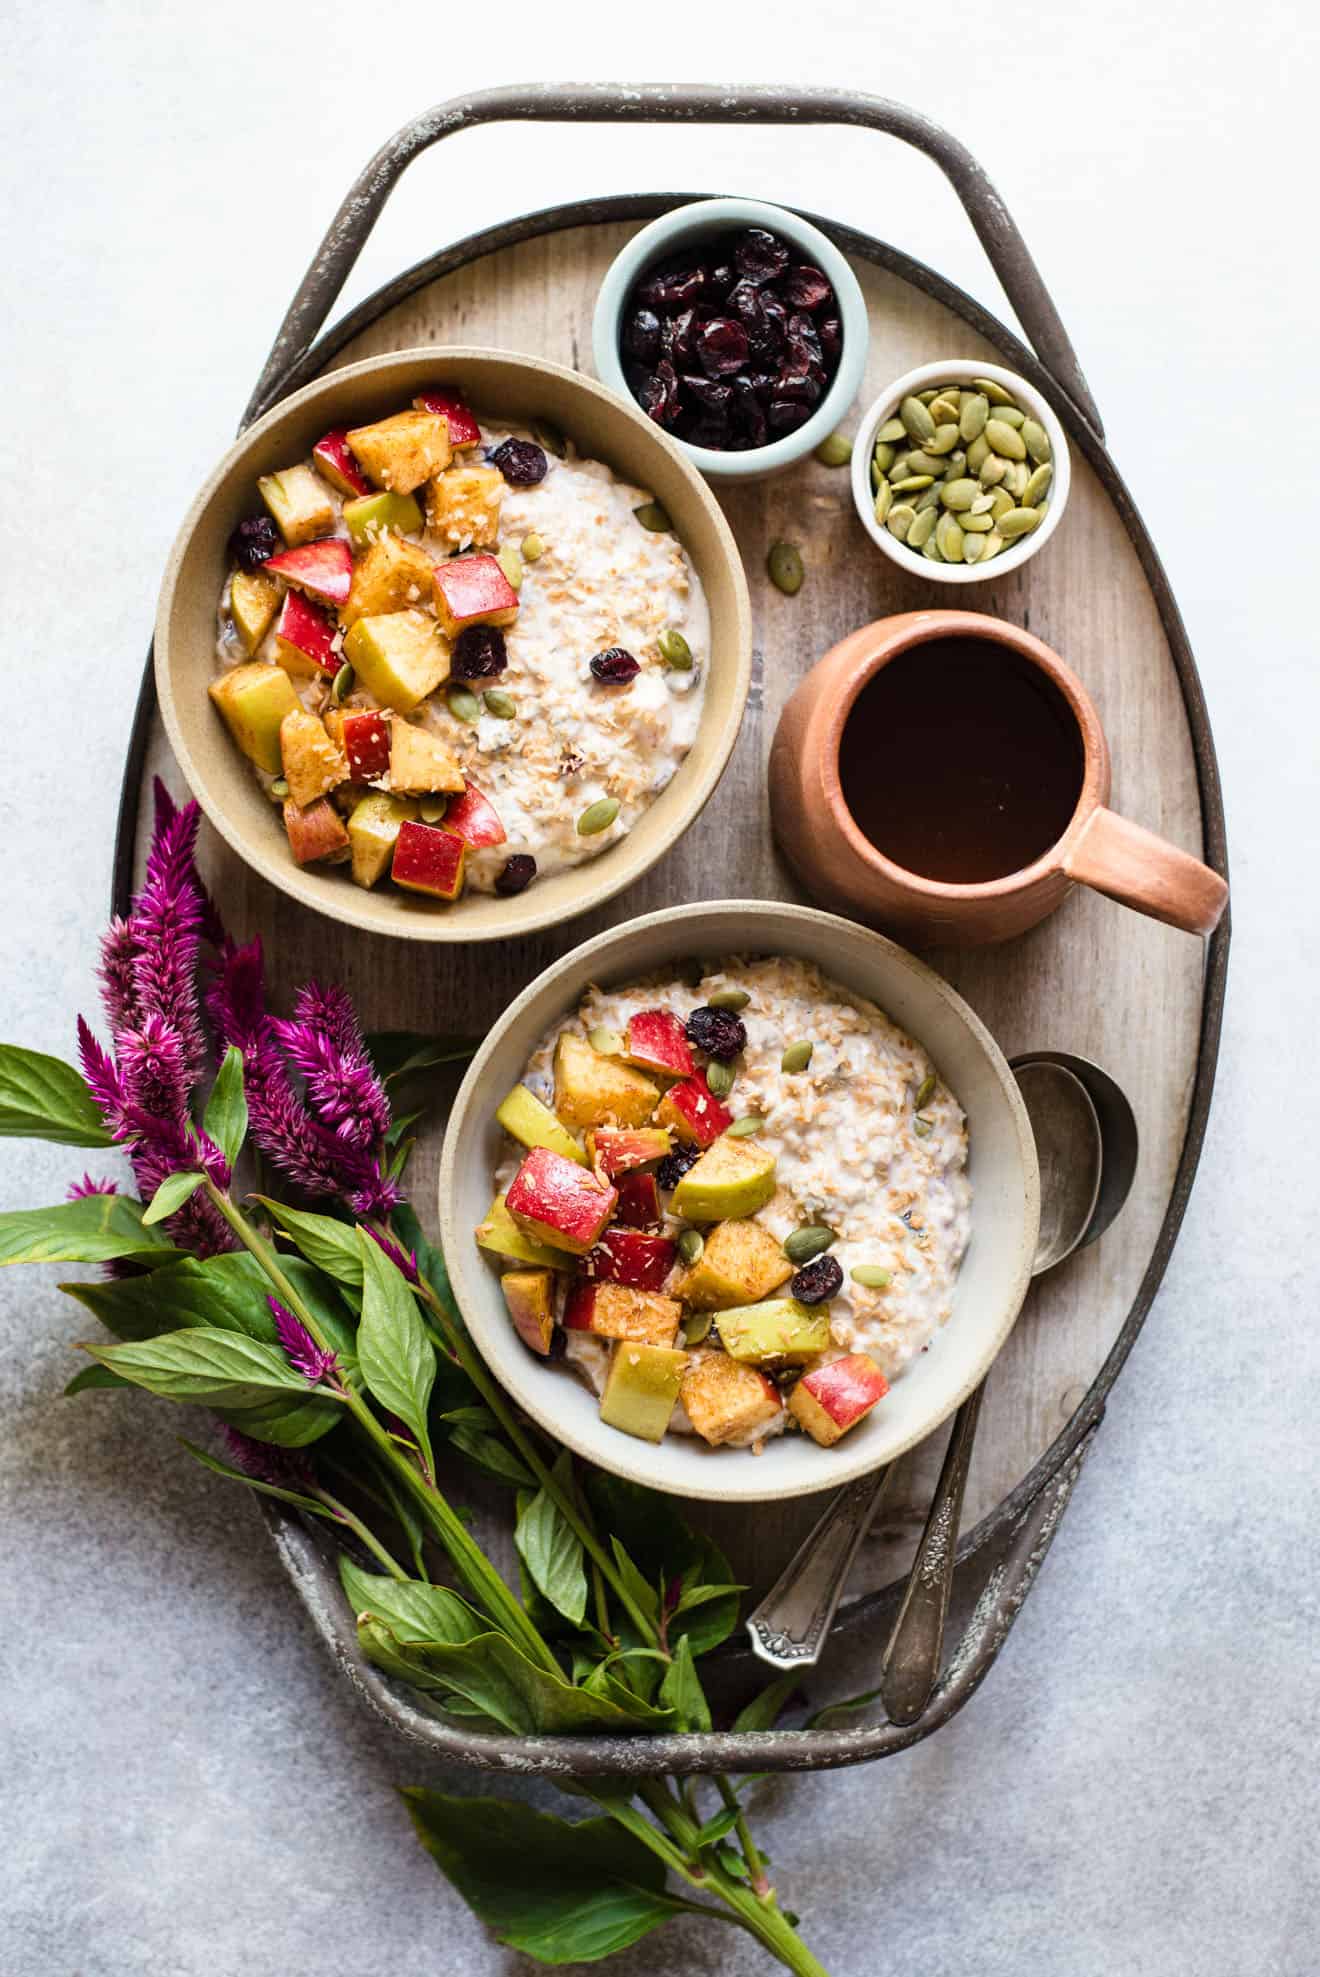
[413,388,482,449]
[425,465,504,549]
[475,1193,561,1269]
[676,1217,793,1310]
[387,719,466,796]
[788,1354,889,1446]
[505,1147,617,1256]
[283,795,349,866]
[624,1009,694,1080]
[431,554,519,639]
[264,537,353,607]
[341,533,436,628]
[258,464,335,547]
[495,1085,588,1166]
[230,569,280,655]
[274,591,340,676]
[681,1354,783,1448]
[670,1136,776,1221]
[599,1341,686,1443]
[335,708,390,782]
[501,1269,556,1356]
[209,662,298,775]
[655,1075,733,1149]
[563,1279,681,1348]
[552,1032,660,1135]
[585,1127,673,1178]
[346,791,419,889]
[715,1297,831,1366]
[347,410,451,492]
[312,428,371,497]
[442,783,507,848]
[279,709,349,808]
[390,819,465,901]
[342,610,450,713]
[613,1171,661,1229]
[343,490,424,544]
[585,1226,676,1292]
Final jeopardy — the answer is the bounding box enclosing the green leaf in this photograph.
[391,1201,460,1324]
[734,1672,802,1733]
[179,1438,332,1517]
[0,1194,182,1268]
[804,1684,883,1729]
[673,1580,747,1614]
[202,1046,247,1168]
[515,1450,588,1628]
[402,1790,680,1965]
[693,1805,740,1848]
[213,1391,343,1449]
[384,1107,424,1150]
[64,1363,131,1395]
[254,1198,363,1289]
[357,1229,435,1474]
[365,1032,479,1083]
[62,1252,356,1360]
[446,1423,534,1490]
[0,1044,114,1146]
[339,1560,483,1644]
[142,1170,204,1225]
[586,1474,739,1655]
[610,1537,660,1627]
[82,1329,318,1409]
[658,1635,711,1733]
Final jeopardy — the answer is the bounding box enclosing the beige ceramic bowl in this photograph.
[439,901,1040,1503]
[155,348,752,941]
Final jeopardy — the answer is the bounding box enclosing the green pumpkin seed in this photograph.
[913,1117,933,1137]
[985,419,1027,460]
[531,418,567,458]
[784,1225,835,1264]
[1021,418,1051,464]
[915,1072,937,1108]
[483,689,517,719]
[814,430,853,467]
[850,1264,892,1289]
[589,1025,623,1054]
[873,480,893,525]
[781,1040,814,1073]
[989,487,1015,522]
[872,441,895,478]
[727,1115,764,1137]
[973,377,1017,407]
[1022,462,1054,507]
[1003,460,1031,499]
[446,685,481,724]
[970,492,996,515]
[922,529,946,562]
[877,417,907,444]
[928,394,961,427]
[978,454,1008,487]
[707,987,750,1011]
[965,433,991,474]
[980,530,1005,561]
[900,394,936,444]
[658,627,693,669]
[892,475,934,494]
[927,423,961,455]
[578,797,621,835]
[940,477,980,511]
[935,511,966,561]
[959,392,990,442]
[885,452,913,483]
[634,501,671,533]
[677,1228,705,1268]
[902,448,944,478]
[705,1060,736,1098]
[998,506,1043,539]
[915,482,944,513]
[496,542,523,590]
[331,661,354,704]
[768,541,804,595]
[682,1309,714,1345]
[269,777,290,799]
[961,533,986,564]
[886,503,917,542]
[917,388,940,404]
[520,531,545,562]
[958,510,993,532]
[907,506,937,549]
[419,798,448,823]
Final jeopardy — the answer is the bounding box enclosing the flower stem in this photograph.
[718,1774,773,1900]
[316,1487,409,1581]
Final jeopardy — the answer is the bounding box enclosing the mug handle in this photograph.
[1063,808,1228,935]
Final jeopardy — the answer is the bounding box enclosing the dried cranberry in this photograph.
[637,259,706,312]
[768,399,812,434]
[707,260,735,298]
[790,1254,843,1304]
[728,277,765,327]
[656,1142,702,1192]
[787,313,823,362]
[489,438,548,486]
[451,625,508,679]
[662,309,699,369]
[748,292,788,362]
[681,375,733,413]
[731,378,768,446]
[774,372,823,407]
[818,316,842,363]
[782,264,833,311]
[230,514,282,570]
[623,307,662,362]
[688,415,732,450]
[494,854,537,895]
[696,318,750,378]
[590,647,640,685]
[685,1006,747,1061]
[734,227,790,284]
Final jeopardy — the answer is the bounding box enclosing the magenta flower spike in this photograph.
[364,1224,420,1283]
[220,1426,316,1493]
[267,1296,340,1384]
[66,1174,119,1201]
[272,981,391,1149]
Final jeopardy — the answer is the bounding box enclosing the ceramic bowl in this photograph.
[155,347,751,943]
[851,358,1071,584]
[439,900,1040,1504]
[592,197,869,484]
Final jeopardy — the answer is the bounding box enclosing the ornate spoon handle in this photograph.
[745,1468,893,1670]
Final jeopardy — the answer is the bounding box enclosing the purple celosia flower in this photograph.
[117,1010,191,1125]
[268,1295,340,1384]
[364,1224,419,1284]
[76,1017,128,1134]
[220,1426,316,1493]
[97,918,141,1041]
[272,981,391,1149]
[150,778,229,952]
[67,1174,119,1201]
[128,799,207,1081]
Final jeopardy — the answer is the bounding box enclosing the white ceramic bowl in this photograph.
[592,197,869,484]
[851,358,1071,585]
[439,901,1040,1503]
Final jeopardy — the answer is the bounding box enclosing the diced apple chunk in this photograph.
[475,1193,561,1269]
[283,795,350,866]
[347,410,451,492]
[336,708,390,781]
[655,1075,733,1148]
[342,610,450,712]
[312,428,370,497]
[279,709,349,808]
[552,1032,659,1132]
[342,533,435,629]
[230,569,280,655]
[431,554,520,638]
[425,465,504,549]
[624,1009,694,1079]
[505,1147,617,1256]
[388,720,466,795]
[273,591,340,676]
[586,1128,673,1178]
[788,1354,889,1446]
[413,389,482,449]
[614,1171,661,1228]
[495,1085,588,1165]
[675,1218,793,1309]
[599,1342,686,1443]
[264,537,353,607]
[714,1298,831,1365]
[391,819,465,900]
[502,1269,556,1356]
[258,464,336,547]
[342,490,424,545]
[563,1279,681,1347]
[346,791,419,889]
[209,662,299,775]
[670,1136,777,1222]
[441,783,507,848]
[585,1226,676,1292]
[681,1354,783,1447]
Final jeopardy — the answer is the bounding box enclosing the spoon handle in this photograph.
[745,1467,893,1670]
[878,1379,986,1725]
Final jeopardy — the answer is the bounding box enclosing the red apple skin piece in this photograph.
[341,708,390,781]
[442,781,507,849]
[390,819,465,900]
[625,1009,694,1079]
[614,1172,661,1229]
[413,390,482,450]
[274,590,340,674]
[658,1075,733,1148]
[562,1278,596,1330]
[585,1225,677,1291]
[264,537,354,606]
[432,553,519,637]
[283,796,349,866]
[587,1128,673,1178]
[312,429,371,497]
[789,1354,890,1447]
[505,1147,618,1256]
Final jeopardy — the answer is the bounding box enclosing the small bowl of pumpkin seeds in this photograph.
[850,359,1070,584]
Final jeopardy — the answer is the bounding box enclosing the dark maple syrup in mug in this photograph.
[837,637,1085,883]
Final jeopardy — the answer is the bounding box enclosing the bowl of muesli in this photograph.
[440,901,1040,1502]
[155,348,751,939]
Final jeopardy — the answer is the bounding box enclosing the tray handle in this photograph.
[245,83,1103,437]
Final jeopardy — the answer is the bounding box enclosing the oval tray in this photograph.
[117,88,1228,1776]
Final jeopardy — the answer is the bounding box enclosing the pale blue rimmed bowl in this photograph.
[592,197,869,484]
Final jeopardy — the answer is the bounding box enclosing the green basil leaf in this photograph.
[365,1032,479,1084]
[64,1363,132,1395]
[804,1683,883,1729]
[734,1672,802,1733]
[402,1789,679,1965]
[357,1229,434,1474]
[390,1202,460,1324]
[716,1845,749,1881]
[82,1328,316,1408]
[62,1252,357,1361]
[0,1193,182,1268]
[384,1107,424,1150]
[673,1580,747,1614]
[515,1451,588,1628]
[0,1044,114,1146]
[202,1045,247,1168]
[575,1659,673,1726]
[586,1476,740,1653]
[658,1635,711,1734]
[179,1437,332,1517]
[609,1536,660,1626]
[254,1198,363,1289]
[447,1422,534,1490]
[214,1391,343,1448]
[693,1805,740,1848]
[339,1560,486,1644]
[142,1170,205,1225]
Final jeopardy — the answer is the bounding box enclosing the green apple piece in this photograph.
[342,610,450,713]
[714,1298,832,1364]
[257,464,335,547]
[347,791,420,889]
[475,1193,562,1270]
[599,1341,687,1443]
[496,1085,588,1166]
[208,662,300,776]
[342,490,424,545]
[230,569,280,655]
[670,1136,777,1222]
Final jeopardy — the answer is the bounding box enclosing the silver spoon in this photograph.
[745,1054,1137,1684]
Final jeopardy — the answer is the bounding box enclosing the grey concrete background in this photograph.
[2,4,1315,1973]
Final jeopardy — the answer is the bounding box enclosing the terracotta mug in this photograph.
[769,610,1228,946]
